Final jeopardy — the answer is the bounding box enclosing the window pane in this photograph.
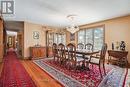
[94,28,104,51]
[77,26,104,51]
[58,35,62,44]
[54,34,58,43]
[78,30,85,44]
[85,29,93,44]
[48,33,53,46]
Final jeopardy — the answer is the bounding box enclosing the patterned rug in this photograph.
[123,69,130,87]
[0,51,36,87]
[33,58,128,87]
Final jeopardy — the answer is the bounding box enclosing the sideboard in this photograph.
[30,47,46,59]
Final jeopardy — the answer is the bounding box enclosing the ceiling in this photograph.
[3,0,130,27]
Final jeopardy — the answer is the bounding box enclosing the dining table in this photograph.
[64,48,100,70]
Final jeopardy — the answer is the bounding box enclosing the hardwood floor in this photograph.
[21,60,62,87]
[0,62,3,77]
[0,57,129,87]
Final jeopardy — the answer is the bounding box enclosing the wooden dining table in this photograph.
[63,48,99,55]
[63,49,99,70]
[75,49,99,55]
[77,49,99,70]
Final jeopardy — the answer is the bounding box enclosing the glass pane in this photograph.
[85,29,93,44]
[94,28,104,51]
[54,33,58,44]
[58,34,62,44]
[48,33,53,46]
[78,30,85,44]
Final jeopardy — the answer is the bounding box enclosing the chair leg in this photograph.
[107,56,109,64]
[92,64,94,70]
[125,58,128,68]
[103,64,106,75]
[54,56,55,61]
[99,65,102,78]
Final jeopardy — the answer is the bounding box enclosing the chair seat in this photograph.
[84,55,90,59]
[90,57,100,64]
[65,55,69,59]
[76,57,84,62]
[76,54,83,57]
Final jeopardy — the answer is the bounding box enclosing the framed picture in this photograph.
[33,31,39,39]
[8,36,12,45]
[70,33,75,41]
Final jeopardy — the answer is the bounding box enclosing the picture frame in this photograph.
[33,31,39,39]
[8,36,12,45]
[70,33,75,41]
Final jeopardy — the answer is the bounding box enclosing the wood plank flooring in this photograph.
[21,60,62,87]
[0,62,3,77]
[0,57,129,87]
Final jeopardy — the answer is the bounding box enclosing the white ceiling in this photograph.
[3,0,130,27]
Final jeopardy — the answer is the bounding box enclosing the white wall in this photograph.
[24,22,46,58]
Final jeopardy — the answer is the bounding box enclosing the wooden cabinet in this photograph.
[47,46,53,57]
[108,50,128,67]
[46,31,66,58]
[0,18,3,62]
[30,47,46,59]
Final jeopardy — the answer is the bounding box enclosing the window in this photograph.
[78,30,85,44]
[78,26,104,51]
[85,29,93,44]
[94,28,104,51]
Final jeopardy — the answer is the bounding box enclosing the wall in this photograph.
[5,21,24,32]
[67,15,130,63]
[24,22,46,58]
[17,31,24,57]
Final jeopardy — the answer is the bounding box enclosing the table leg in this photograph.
[108,56,111,64]
[81,54,90,71]
[125,57,128,68]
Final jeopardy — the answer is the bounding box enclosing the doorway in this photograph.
[7,31,17,49]
[5,21,24,58]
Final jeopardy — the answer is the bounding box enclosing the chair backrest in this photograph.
[58,43,66,59]
[52,43,58,56]
[100,43,107,63]
[66,43,76,62]
[77,43,84,49]
[85,43,93,51]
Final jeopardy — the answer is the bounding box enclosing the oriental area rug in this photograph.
[33,58,128,87]
[0,51,36,87]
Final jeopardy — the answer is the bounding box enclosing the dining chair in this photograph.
[85,43,93,52]
[84,43,94,61]
[66,43,84,71]
[52,43,58,62]
[58,43,66,65]
[77,43,84,49]
[77,43,84,57]
[89,43,107,78]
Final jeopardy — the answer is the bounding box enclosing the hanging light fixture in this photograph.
[66,15,79,34]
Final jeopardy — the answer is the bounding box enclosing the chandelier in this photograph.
[66,15,79,34]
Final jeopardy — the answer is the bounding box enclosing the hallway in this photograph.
[0,50,36,87]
